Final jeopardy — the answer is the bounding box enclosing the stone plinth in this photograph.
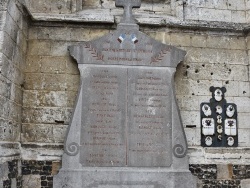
[55,168,195,188]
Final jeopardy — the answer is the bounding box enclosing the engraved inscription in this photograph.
[80,67,127,166]
[128,68,172,167]
[101,42,154,64]
[80,67,173,167]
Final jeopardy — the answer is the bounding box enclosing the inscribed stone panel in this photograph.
[127,67,172,167]
[80,66,127,166]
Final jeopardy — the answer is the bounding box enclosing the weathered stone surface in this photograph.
[26,0,72,14]
[185,47,248,65]
[247,10,250,23]
[180,62,248,81]
[55,169,197,188]
[185,7,232,22]
[0,0,8,11]
[28,40,51,55]
[181,111,199,128]
[188,147,250,164]
[21,0,250,28]
[31,11,114,23]
[238,113,250,129]
[3,12,19,44]
[22,175,41,188]
[217,164,233,180]
[170,33,191,47]
[184,127,200,146]
[206,35,246,50]
[241,179,250,188]
[0,96,9,119]
[0,161,9,179]
[30,27,110,42]
[43,74,68,91]
[228,0,246,10]
[235,96,250,112]
[23,90,68,107]
[52,161,61,175]
[232,10,247,23]
[191,35,207,48]
[238,129,250,147]
[0,143,20,161]
[1,32,15,60]
[21,123,67,143]
[22,107,72,124]
[0,1,100,187]
[21,145,64,161]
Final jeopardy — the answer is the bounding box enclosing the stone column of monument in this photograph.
[53,0,197,187]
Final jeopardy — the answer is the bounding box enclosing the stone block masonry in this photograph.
[0,0,249,187]
[184,0,248,23]
[0,0,28,187]
[21,23,250,188]
[0,0,28,155]
[22,27,110,151]
[23,0,250,28]
[22,27,250,148]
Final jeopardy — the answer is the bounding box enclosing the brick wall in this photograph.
[0,160,22,188]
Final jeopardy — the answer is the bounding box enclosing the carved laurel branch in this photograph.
[173,144,186,158]
[65,142,79,156]
[151,48,170,63]
[85,43,104,60]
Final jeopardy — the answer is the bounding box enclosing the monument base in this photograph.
[53,167,197,188]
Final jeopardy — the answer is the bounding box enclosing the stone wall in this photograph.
[22,25,250,163]
[23,0,250,27]
[184,0,249,23]
[22,26,110,160]
[0,0,28,187]
[0,0,250,187]
[21,25,250,187]
[0,0,28,161]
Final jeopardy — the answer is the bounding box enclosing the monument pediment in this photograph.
[69,29,185,68]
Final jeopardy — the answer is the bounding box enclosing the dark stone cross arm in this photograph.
[115,0,141,24]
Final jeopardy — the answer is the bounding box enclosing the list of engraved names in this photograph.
[80,66,172,167]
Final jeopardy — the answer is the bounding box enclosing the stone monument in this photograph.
[54,0,197,187]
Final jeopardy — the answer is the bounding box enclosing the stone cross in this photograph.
[115,0,141,24]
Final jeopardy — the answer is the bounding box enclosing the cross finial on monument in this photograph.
[115,0,141,24]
